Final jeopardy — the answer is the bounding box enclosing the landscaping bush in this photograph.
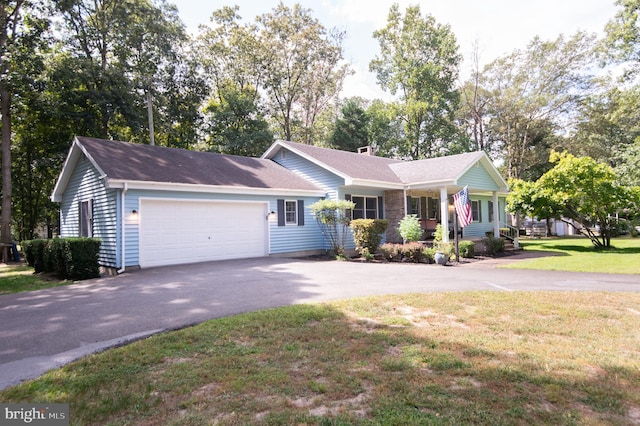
[398,215,422,242]
[422,246,436,263]
[458,241,475,258]
[482,236,505,256]
[380,243,402,261]
[64,238,101,280]
[22,239,48,273]
[44,238,67,279]
[21,240,35,268]
[350,219,388,255]
[400,242,427,263]
[20,238,101,280]
[309,199,355,259]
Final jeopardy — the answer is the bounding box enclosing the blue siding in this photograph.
[462,195,507,237]
[458,163,500,191]
[272,149,344,199]
[339,187,387,249]
[122,190,326,266]
[59,157,118,267]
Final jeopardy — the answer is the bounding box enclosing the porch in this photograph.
[383,187,504,244]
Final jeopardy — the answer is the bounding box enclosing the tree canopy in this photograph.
[2,0,640,242]
[370,3,461,159]
[507,151,639,248]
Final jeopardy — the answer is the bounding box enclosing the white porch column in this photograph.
[439,186,449,243]
[493,191,500,238]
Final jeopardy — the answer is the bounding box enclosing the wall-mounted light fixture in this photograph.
[131,209,138,216]
[266,211,276,221]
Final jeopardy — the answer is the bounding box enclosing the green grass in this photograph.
[2,292,639,425]
[502,237,640,274]
[0,265,67,295]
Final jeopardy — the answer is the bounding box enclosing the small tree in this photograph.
[508,151,640,248]
[309,199,355,259]
[398,214,422,243]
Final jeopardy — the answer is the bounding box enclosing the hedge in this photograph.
[22,238,101,280]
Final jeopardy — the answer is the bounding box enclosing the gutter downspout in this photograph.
[118,183,128,274]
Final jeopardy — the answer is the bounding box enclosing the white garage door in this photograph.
[140,199,268,268]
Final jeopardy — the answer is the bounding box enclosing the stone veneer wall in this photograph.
[384,189,405,243]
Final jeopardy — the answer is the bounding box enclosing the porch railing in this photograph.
[499,223,518,242]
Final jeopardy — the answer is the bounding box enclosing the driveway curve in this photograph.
[1,254,638,389]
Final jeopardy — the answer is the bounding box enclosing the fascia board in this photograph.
[405,179,456,189]
[51,142,80,202]
[346,179,405,190]
[106,179,327,198]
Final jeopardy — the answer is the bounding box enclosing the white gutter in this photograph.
[118,182,128,274]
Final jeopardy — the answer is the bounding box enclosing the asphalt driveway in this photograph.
[1,255,638,389]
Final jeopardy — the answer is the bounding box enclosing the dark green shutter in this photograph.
[378,196,383,219]
[420,197,427,220]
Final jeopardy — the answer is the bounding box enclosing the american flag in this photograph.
[453,186,473,228]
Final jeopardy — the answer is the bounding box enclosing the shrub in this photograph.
[44,238,67,279]
[380,243,402,261]
[22,240,35,268]
[23,239,48,273]
[64,238,101,280]
[458,241,475,258]
[20,237,101,280]
[309,199,355,259]
[350,219,388,255]
[422,247,436,263]
[398,215,422,242]
[482,236,505,256]
[401,242,426,263]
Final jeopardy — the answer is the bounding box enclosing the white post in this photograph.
[493,191,500,238]
[439,186,449,243]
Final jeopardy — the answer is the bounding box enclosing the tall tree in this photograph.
[457,40,491,154]
[256,3,349,142]
[370,3,461,159]
[202,80,273,156]
[329,98,370,152]
[568,84,640,166]
[53,0,201,146]
[605,0,640,75]
[481,32,596,179]
[0,0,48,259]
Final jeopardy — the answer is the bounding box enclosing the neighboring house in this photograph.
[52,137,509,272]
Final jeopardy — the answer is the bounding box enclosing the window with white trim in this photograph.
[471,200,481,222]
[428,197,439,219]
[409,197,420,216]
[285,200,298,225]
[352,196,378,219]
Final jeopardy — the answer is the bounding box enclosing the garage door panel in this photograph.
[140,200,267,267]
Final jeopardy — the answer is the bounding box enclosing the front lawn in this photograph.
[502,237,640,274]
[0,265,66,295]
[1,292,639,425]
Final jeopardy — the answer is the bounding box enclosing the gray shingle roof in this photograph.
[76,137,323,192]
[276,141,405,183]
[389,151,487,184]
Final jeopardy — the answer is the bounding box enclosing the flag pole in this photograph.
[454,205,460,263]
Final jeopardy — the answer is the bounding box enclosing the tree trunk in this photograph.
[1,84,11,263]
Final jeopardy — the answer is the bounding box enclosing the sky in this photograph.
[174,0,619,100]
